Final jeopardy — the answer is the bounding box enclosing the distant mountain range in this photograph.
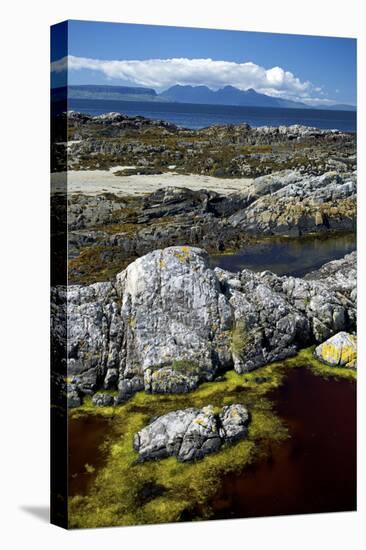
[53,84,356,111]
[159,85,311,109]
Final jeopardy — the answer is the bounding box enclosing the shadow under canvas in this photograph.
[20,506,50,523]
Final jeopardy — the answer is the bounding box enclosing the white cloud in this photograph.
[300,97,335,106]
[52,55,328,102]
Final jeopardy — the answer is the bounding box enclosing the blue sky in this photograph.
[51,20,356,106]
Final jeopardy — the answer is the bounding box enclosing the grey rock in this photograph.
[67,384,81,408]
[134,404,249,462]
[145,366,201,394]
[92,392,114,407]
[219,404,250,442]
[178,406,222,461]
[66,282,123,394]
[115,376,144,404]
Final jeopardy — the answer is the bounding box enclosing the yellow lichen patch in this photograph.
[314,211,324,226]
[314,333,357,369]
[193,418,207,426]
[128,317,136,329]
[320,342,356,366]
[174,246,191,264]
[159,257,166,269]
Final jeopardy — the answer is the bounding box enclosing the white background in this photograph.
[0,0,365,548]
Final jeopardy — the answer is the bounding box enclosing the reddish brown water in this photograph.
[68,414,114,496]
[68,367,356,519]
[211,367,357,519]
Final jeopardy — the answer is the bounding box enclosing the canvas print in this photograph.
[50,20,357,529]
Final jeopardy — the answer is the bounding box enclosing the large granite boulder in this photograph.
[133,404,249,462]
[314,332,357,368]
[116,246,233,394]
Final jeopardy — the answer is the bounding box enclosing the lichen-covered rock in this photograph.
[229,171,356,236]
[145,365,201,394]
[53,246,356,404]
[228,270,311,372]
[289,251,357,342]
[66,282,123,395]
[314,332,357,368]
[219,404,250,442]
[91,392,115,407]
[116,246,233,392]
[178,406,222,461]
[133,404,249,462]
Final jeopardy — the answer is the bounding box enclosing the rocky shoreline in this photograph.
[53,111,356,177]
[50,113,357,285]
[63,170,356,284]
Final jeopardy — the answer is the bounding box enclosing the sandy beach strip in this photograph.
[51,167,253,196]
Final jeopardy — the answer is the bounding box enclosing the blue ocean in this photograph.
[68,98,356,132]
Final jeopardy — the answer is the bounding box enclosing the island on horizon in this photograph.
[51,83,356,112]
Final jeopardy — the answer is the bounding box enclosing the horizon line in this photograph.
[50,83,356,108]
